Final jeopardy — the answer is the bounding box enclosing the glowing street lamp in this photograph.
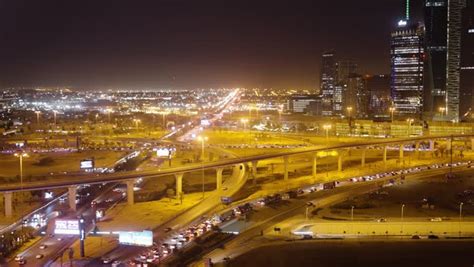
[346,106,353,117]
[240,118,249,130]
[197,135,208,160]
[401,204,405,221]
[133,119,141,130]
[106,109,113,123]
[14,152,28,187]
[346,106,353,135]
[439,107,446,117]
[197,135,208,199]
[14,152,28,225]
[323,124,332,140]
[35,111,41,124]
[53,110,58,125]
[406,118,414,136]
[389,107,395,123]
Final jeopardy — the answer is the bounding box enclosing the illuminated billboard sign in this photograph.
[118,230,153,247]
[156,148,170,158]
[54,219,80,235]
[80,159,94,169]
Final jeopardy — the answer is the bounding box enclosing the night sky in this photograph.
[0,0,424,90]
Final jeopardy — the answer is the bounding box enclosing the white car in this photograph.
[102,258,113,264]
[14,255,24,262]
[39,244,47,249]
[36,254,44,259]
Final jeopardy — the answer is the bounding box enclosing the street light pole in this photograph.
[15,152,28,227]
[401,204,405,221]
[197,136,208,199]
[459,202,464,221]
[53,110,58,126]
[347,106,353,136]
[35,111,41,124]
[351,206,354,221]
[389,107,395,123]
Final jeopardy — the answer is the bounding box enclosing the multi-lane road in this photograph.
[198,164,474,266]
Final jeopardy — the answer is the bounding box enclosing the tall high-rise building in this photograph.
[365,74,392,119]
[446,0,467,121]
[390,20,425,118]
[424,0,448,117]
[320,50,337,116]
[460,0,474,120]
[343,74,369,118]
[333,60,358,116]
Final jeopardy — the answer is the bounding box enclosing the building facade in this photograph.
[460,0,474,120]
[334,60,357,116]
[446,0,467,121]
[424,0,448,117]
[288,95,320,114]
[320,51,337,116]
[390,21,425,118]
[365,74,392,119]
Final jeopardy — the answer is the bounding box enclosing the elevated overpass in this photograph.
[2,134,473,217]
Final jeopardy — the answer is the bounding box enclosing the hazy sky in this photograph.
[0,0,423,90]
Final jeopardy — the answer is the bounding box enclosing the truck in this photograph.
[323,181,337,190]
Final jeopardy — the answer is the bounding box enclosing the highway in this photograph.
[194,164,474,265]
[0,134,472,193]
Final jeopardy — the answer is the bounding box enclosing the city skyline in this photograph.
[0,0,423,90]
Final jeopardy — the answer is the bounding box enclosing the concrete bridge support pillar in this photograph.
[312,154,317,178]
[429,140,435,151]
[361,149,366,168]
[126,180,135,205]
[471,138,474,151]
[68,186,77,211]
[399,144,404,161]
[415,142,420,158]
[175,173,184,197]
[216,168,224,190]
[383,146,387,166]
[251,160,258,184]
[283,156,289,181]
[4,192,12,217]
[338,151,343,172]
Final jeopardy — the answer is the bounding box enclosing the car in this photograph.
[57,237,63,241]
[14,255,24,262]
[223,256,231,262]
[112,260,122,267]
[428,235,439,239]
[430,217,442,222]
[411,235,420,239]
[39,244,47,249]
[102,258,113,264]
[18,259,27,265]
[35,254,43,259]
[164,227,172,232]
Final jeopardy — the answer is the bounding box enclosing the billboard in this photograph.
[54,219,80,235]
[156,148,170,158]
[118,230,153,247]
[80,159,94,169]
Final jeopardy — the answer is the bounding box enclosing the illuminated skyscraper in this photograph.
[320,50,337,116]
[390,20,425,117]
[446,0,466,122]
[460,0,474,120]
[333,60,357,116]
